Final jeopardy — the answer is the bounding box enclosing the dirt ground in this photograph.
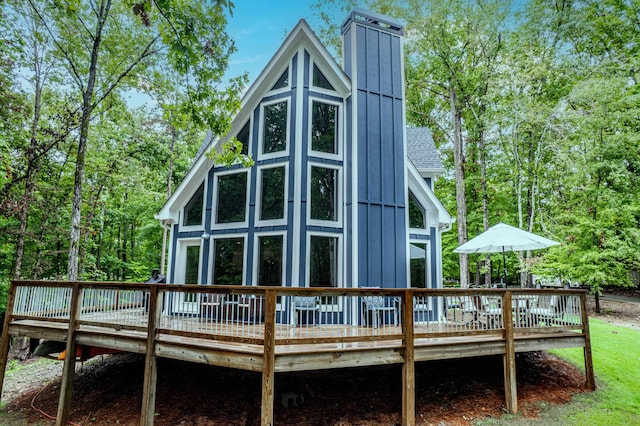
[1,289,638,426]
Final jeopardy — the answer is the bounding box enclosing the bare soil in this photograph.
[1,291,638,426]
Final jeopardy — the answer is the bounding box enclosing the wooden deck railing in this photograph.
[1,281,595,426]
[8,282,586,340]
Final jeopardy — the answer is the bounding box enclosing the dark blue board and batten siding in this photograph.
[343,10,407,289]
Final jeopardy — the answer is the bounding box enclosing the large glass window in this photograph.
[311,101,338,154]
[184,245,200,301]
[260,166,285,221]
[216,172,247,224]
[310,166,338,222]
[410,243,427,288]
[310,236,338,288]
[262,101,288,154]
[213,238,244,285]
[408,192,426,229]
[183,183,204,226]
[257,235,283,287]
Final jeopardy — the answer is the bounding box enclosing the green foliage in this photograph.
[206,139,254,168]
[0,277,9,315]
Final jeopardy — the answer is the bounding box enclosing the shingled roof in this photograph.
[406,126,444,174]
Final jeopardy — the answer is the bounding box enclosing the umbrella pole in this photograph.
[502,249,507,286]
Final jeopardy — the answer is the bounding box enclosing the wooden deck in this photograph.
[0,281,595,426]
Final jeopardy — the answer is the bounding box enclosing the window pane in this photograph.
[311,101,338,154]
[258,235,283,287]
[408,192,425,229]
[216,172,247,223]
[185,245,200,284]
[410,243,427,288]
[183,183,204,226]
[310,167,337,221]
[271,68,288,90]
[260,166,285,220]
[310,236,338,288]
[312,64,334,91]
[263,101,288,154]
[236,121,250,155]
[213,238,244,285]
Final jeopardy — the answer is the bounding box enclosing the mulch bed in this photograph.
[5,350,587,425]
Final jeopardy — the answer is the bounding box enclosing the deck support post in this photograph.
[56,282,82,426]
[580,292,596,390]
[141,285,160,426]
[0,281,18,398]
[261,289,277,426]
[402,291,416,426]
[502,291,517,414]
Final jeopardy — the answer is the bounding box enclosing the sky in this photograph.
[224,1,331,84]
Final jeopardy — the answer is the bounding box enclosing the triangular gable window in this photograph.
[271,68,289,90]
[236,121,250,155]
[312,64,334,91]
[183,183,204,226]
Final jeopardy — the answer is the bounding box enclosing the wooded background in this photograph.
[1,0,638,301]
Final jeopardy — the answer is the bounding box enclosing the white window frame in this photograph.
[210,233,247,286]
[212,168,250,229]
[234,117,253,157]
[308,97,342,161]
[252,231,287,288]
[256,163,288,227]
[306,231,343,310]
[307,162,342,228]
[179,179,207,233]
[268,65,291,95]
[407,190,431,236]
[409,239,431,290]
[172,238,203,313]
[309,60,338,96]
[258,97,290,161]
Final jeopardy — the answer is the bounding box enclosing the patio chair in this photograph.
[528,295,559,326]
[412,295,431,322]
[458,295,481,325]
[200,294,225,320]
[291,296,319,327]
[480,296,503,329]
[362,296,399,328]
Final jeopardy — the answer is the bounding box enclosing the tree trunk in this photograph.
[67,0,112,281]
[450,82,469,288]
[14,34,45,279]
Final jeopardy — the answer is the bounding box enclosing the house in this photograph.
[156,8,452,317]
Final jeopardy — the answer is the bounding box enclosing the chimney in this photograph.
[342,9,408,289]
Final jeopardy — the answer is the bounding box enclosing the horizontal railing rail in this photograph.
[7,281,588,350]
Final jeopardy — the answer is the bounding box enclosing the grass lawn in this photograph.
[480,318,640,425]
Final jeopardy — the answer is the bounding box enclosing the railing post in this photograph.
[261,289,277,426]
[141,285,160,426]
[56,282,82,426]
[0,281,19,399]
[402,290,416,426]
[580,292,596,390]
[502,290,518,414]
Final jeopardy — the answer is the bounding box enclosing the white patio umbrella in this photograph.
[454,223,560,283]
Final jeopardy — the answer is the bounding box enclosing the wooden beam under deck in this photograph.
[0,282,595,426]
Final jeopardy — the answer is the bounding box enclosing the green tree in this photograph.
[23,0,243,280]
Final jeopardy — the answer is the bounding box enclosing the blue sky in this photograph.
[224,1,334,83]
